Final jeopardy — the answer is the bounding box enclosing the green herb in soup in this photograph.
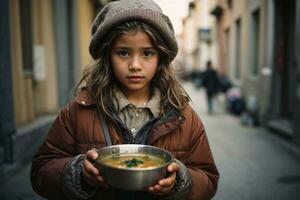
[102,154,165,168]
[121,158,143,168]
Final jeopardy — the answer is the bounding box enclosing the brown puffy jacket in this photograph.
[31,89,219,200]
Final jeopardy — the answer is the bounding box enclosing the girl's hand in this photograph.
[82,149,108,188]
[148,162,179,195]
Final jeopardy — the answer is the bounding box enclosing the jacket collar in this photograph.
[147,107,186,145]
[74,87,96,106]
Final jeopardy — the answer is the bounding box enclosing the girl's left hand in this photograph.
[148,162,179,195]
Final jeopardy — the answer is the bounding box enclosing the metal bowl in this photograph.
[94,144,174,191]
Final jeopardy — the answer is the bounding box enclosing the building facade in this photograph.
[181,0,219,73]
[0,0,107,176]
[209,0,300,145]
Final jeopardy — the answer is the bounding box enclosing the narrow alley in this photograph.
[1,0,300,199]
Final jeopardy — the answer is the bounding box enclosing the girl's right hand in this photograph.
[82,149,108,188]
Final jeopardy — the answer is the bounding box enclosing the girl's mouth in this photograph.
[127,75,144,82]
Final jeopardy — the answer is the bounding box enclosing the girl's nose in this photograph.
[129,56,141,71]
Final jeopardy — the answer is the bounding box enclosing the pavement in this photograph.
[0,164,44,200]
[1,81,300,200]
[186,82,300,200]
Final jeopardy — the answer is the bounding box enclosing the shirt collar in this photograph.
[145,89,161,117]
[113,87,161,118]
[113,89,131,111]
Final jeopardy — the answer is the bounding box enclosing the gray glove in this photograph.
[162,159,192,200]
[62,154,98,200]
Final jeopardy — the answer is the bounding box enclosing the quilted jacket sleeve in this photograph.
[185,107,219,200]
[30,101,78,199]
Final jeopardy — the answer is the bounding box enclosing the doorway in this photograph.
[273,0,296,120]
[268,0,297,136]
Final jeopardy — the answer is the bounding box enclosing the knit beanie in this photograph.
[89,0,178,61]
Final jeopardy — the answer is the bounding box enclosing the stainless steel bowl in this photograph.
[95,144,174,191]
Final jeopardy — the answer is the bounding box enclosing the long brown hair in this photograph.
[76,21,190,121]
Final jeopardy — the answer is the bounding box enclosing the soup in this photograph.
[100,153,166,168]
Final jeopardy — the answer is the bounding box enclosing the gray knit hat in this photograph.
[89,0,178,60]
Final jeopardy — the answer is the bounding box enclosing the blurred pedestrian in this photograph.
[30,0,219,199]
[202,60,219,114]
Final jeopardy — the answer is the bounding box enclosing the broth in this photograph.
[101,153,166,168]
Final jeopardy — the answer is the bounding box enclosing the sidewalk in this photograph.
[0,163,44,200]
[184,81,300,200]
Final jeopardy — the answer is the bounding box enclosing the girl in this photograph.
[30,0,219,199]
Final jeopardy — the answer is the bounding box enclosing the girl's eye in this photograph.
[117,50,129,57]
[143,50,155,57]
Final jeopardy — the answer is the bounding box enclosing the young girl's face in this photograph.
[111,30,159,97]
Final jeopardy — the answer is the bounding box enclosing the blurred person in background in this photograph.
[202,60,219,114]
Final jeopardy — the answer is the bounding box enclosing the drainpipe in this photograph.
[0,0,15,163]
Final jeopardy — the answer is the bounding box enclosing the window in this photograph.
[235,18,241,79]
[19,0,33,75]
[250,9,260,76]
[225,28,230,71]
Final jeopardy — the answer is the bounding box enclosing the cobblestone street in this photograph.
[1,81,300,200]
